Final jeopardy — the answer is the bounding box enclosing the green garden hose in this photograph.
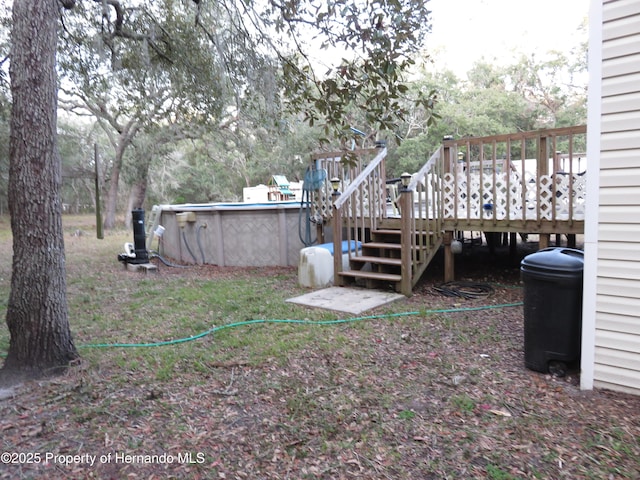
[0,302,523,356]
[79,302,523,350]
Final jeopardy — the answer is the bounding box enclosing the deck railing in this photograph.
[310,148,380,224]
[311,125,587,293]
[329,147,388,284]
[442,125,587,232]
[398,148,445,293]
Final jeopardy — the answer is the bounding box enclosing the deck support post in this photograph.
[539,233,550,250]
[400,188,413,296]
[332,202,344,287]
[509,232,518,261]
[444,230,454,282]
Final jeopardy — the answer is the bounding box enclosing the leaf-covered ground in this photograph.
[0,224,639,479]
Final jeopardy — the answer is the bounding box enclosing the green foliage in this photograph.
[451,394,475,413]
[512,51,586,113]
[0,0,588,209]
[398,409,416,420]
[486,464,517,480]
[59,0,229,123]
[388,135,431,177]
[387,50,587,175]
[277,0,436,144]
[58,122,106,214]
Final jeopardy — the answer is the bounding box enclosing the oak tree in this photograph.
[2,0,434,381]
[1,0,78,384]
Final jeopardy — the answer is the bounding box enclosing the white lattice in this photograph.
[359,181,370,217]
[554,173,587,219]
[443,172,586,221]
[312,182,333,221]
[538,175,555,220]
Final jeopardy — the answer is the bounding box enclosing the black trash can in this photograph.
[520,247,584,375]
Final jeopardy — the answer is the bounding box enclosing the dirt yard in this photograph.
[0,226,639,479]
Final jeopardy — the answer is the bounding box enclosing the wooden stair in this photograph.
[324,145,444,295]
[338,223,442,293]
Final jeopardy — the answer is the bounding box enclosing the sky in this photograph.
[425,0,590,77]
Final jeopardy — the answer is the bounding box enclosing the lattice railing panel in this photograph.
[312,182,333,221]
[554,173,587,219]
[443,172,586,222]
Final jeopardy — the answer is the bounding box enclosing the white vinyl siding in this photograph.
[594,365,640,395]
[604,0,640,21]
[600,148,640,167]
[597,296,640,319]
[601,71,640,97]
[593,0,640,395]
[601,111,640,132]
[598,242,640,262]
[595,310,640,334]
[601,92,640,115]
[599,167,640,187]
[597,224,640,244]
[598,185,640,205]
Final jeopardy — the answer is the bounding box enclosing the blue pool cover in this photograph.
[315,240,362,255]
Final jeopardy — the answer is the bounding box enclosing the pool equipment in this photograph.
[118,208,150,264]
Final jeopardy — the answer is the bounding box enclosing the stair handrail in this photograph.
[399,147,445,295]
[332,147,388,286]
[406,148,441,191]
[332,147,387,210]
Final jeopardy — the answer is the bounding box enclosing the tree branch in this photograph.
[94,0,174,65]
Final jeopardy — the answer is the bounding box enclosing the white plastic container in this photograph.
[298,241,361,288]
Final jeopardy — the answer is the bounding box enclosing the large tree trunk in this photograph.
[103,150,123,229]
[103,123,139,230]
[124,147,152,228]
[124,179,148,229]
[2,0,78,382]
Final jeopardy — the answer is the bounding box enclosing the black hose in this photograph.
[149,252,190,268]
[181,229,198,264]
[299,166,318,247]
[196,224,206,264]
[432,281,494,299]
[298,190,316,247]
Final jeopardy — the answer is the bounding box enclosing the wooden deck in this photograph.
[310,125,587,295]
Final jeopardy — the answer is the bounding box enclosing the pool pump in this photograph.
[118,208,150,264]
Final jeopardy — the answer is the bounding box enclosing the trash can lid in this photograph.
[521,247,584,273]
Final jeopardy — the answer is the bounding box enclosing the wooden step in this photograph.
[371,230,436,241]
[350,255,402,266]
[363,242,425,253]
[373,229,434,235]
[363,242,402,250]
[339,270,402,282]
[372,229,401,236]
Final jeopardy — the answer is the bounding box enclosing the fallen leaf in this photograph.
[489,409,512,417]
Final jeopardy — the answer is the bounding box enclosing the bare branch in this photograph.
[93,0,173,64]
